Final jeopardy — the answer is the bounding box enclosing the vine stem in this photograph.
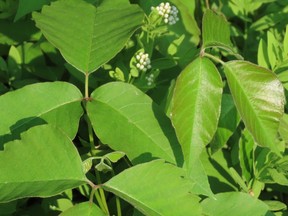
[202,52,225,65]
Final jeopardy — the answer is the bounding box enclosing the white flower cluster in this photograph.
[146,73,155,86]
[154,2,179,25]
[136,52,151,72]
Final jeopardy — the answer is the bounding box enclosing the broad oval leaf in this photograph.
[33,0,144,74]
[201,192,270,216]
[103,160,202,216]
[87,82,183,166]
[171,57,222,170]
[224,61,285,153]
[0,125,87,203]
[0,82,83,148]
[60,202,106,216]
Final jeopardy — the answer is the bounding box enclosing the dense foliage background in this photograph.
[0,0,288,215]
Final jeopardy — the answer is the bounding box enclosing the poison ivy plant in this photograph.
[0,0,287,215]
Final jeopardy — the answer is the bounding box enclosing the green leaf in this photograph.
[170,0,200,44]
[103,160,202,216]
[201,149,238,193]
[0,20,40,45]
[211,94,240,153]
[0,82,83,148]
[33,0,144,74]
[87,82,183,166]
[60,202,107,216]
[105,151,125,163]
[279,114,288,144]
[239,129,254,182]
[14,0,51,21]
[202,10,234,53]
[201,192,270,216]
[0,125,87,203]
[171,57,222,196]
[264,200,287,211]
[257,38,270,69]
[224,61,285,153]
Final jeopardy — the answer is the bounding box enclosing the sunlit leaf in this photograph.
[87,82,183,166]
[33,0,144,74]
[103,160,202,216]
[0,82,83,148]
[224,61,285,153]
[201,192,270,216]
[171,57,222,196]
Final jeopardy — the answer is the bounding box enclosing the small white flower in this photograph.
[153,2,179,25]
[145,73,155,86]
[135,51,152,72]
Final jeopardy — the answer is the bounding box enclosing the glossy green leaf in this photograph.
[202,10,234,53]
[87,82,183,166]
[211,94,240,153]
[0,125,87,203]
[201,192,270,216]
[15,0,50,21]
[33,0,144,74]
[171,57,222,195]
[0,82,83,148]
[103,160,202,216]
[60,202,107,216]
[224,61,285,153]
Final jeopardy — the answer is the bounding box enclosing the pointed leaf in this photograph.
[201,192,270,216]
[103,160,202,216]
[87,82,183,166]
[60,202,107,216]
[0,125,87,203]
[33,0,144,74]
[0,82,83,148]
[202,10,234,53]
[171,57,222,196]
[224,61,285,153]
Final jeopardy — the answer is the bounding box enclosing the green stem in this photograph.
[86,115,96,151]
[105,159,122,216]
[205,0,210,9]
[203,52,225,65]
[96,171,110,215]
[89,185,107,213]
[85,73,89,99]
